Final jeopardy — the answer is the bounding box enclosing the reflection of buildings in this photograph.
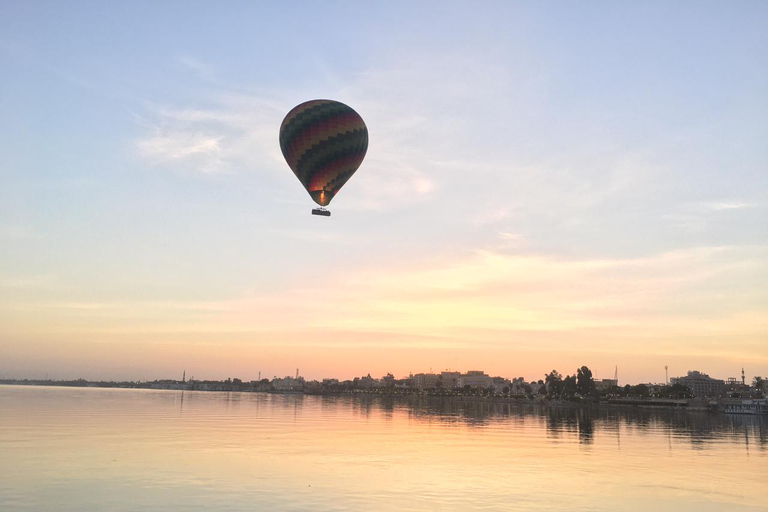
[671,371,724,398]
[366,394,766,449]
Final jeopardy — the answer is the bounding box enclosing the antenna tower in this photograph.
[614,365,618,384]
[296,368,299,379]
[742,367,745,386]
[665,365,669,385]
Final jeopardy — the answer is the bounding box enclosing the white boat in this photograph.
[722,398,767,415]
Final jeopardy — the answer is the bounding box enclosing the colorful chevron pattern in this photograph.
[279,100,368,207]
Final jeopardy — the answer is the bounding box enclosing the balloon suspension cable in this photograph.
[312,207,331,217]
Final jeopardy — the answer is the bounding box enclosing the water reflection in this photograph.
[334,395,766,449]
[2,386,765,512]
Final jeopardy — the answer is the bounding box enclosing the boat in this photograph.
[721,398,767,415]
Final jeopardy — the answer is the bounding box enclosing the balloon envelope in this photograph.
[279,100,368,207]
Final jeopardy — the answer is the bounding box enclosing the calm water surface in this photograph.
[1,386,765,511]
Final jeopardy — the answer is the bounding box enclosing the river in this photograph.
[0,385,765,511]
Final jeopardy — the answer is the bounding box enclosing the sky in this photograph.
[1,1,766,384]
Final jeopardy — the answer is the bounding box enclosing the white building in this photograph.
[670,371,724,398]
[441,371,461,389]
[457,371,492,389]
[272,376,304,391]
[412,373,441,389]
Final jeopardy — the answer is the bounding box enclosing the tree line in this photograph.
[543,366,694,400]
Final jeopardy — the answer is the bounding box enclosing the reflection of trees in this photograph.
[578,412,594,444]
[328,396,766,449]
[544,407,767,449]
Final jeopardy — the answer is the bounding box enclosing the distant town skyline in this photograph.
[2,3,766,385]
[2,363,764,389]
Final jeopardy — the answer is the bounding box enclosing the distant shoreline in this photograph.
[3,380,765,415]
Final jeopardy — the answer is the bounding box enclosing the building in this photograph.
[457,371,492,389]
[491,376,512,394]
[304,380,323,393]
[441,371,461,389]
[670,371,724,398]
[724,377,750,394]
[595,379,618,391]
[272,376,304,391]
[357,375,378,389]
[412,373,441,389]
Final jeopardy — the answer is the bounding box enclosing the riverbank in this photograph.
[4,381,765,414]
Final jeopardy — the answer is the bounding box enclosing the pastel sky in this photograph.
[1,1,766,384]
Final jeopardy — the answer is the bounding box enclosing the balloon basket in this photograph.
[312,207,331,217]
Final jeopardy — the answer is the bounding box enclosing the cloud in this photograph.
[133,87,440,207]
[497,232,524,243]
[6,245,765,381]
[340,157,437,211]
[128,52,560,210]
[132,93,289,177]
[178,56,216,81]
[664,200,761,233]
[283,246,766,360]
[48,244,760,343]
[136,129,226,172]
[473,206,515,226]
[705,201,757,211]
[131,52,755,228]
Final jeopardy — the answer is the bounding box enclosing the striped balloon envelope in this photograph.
[279,100,368,211]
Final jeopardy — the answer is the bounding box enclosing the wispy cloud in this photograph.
[133,93,286,176]
[664,200,761,233]
[133,96,439,207]
[178,56,216,82]
[136,129,226,172]
[705,201,757,211]
[132,51,667,219]
[497,231,524,243]
[473,206,515,226]
[131,50,762,244]
[49,244,757,342]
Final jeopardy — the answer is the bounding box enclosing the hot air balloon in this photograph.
[279,99,368,216]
